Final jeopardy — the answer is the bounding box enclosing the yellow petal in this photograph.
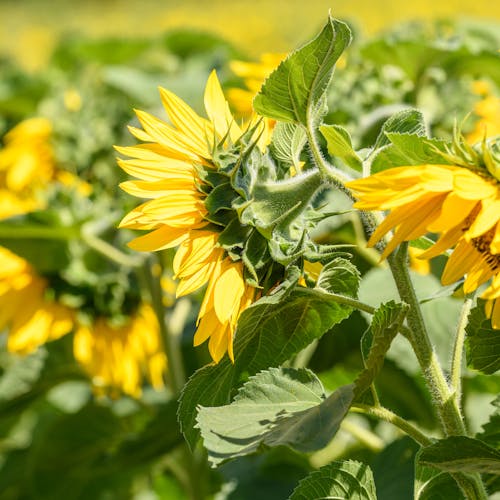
[441,241,479,285]
[159,86,211,156]
[204,70,242,143]
[128,226,190,252]
[214,261,245,323]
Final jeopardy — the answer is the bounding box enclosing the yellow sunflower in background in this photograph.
[228,53,286,116]
[117,70,263,363]
[0,246,73,354]
[347,160,500,328]
[74,304,167,398]
[0,117,55,219]
[0,247,166,397]
[467,81,500,144]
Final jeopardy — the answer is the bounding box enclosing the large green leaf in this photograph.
[465,301,500,374]
[254,16,351,124]
[418,436,500,474]
[289,460,377,500]
[197,367,354,466]
[178,268,358,449]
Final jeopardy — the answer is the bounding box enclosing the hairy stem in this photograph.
[351,404,432,447]
[451,292,476,413]
[388,244,465,435]
[388,244,488,500]
[305,123,354,193]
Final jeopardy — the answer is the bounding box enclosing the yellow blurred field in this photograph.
[3,0,500,71]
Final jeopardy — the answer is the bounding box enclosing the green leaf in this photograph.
[418,436,500,474]
[289,460,377,500]
[373,109,426,150]
[254,16,351,124]
[271,122,307,169]
[320,124,363,171]
[415,455,463,500]
[476,395,500,450]
[178,277,357,449]
[466,301,500,374]
[355,301,408,398]
[197,367,354,465]
[371,134,452,173]
[316,257,360,297]
[372,437,419,500]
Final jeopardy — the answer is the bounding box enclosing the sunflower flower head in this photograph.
[0,117,55,219]
[347,134,500,329]
[73,304,166,398]
[117,71,288,363]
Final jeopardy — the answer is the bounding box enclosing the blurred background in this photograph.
[3,0,500,71]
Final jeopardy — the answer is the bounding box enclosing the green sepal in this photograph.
[217,218,252,252]
[204,182,239,214]
[242,229,272,284]
[197,169,228,189]
[241,169,323,238]
[203,209,234,227]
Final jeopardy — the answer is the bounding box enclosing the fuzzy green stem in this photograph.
[451,292,476,412]
[320,291,376,315]
[388,244,488,500]
[305,123,354,191]
[351,404,432,447]
[388,244,465,435]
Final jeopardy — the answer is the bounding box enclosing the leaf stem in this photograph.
[450,292,476,412]
[305,123,354,193]
[319,291,376,315]
[82,231,143,268]
[350,403,432,447]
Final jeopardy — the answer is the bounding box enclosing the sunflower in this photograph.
[0,246,73,354]
[117,71,263,363]
[467,81,500,145]
[347,159,500,328]
[0,117,55,219]
[73,304,167,398]
[228,53,286,116]
[0,245,167,396]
